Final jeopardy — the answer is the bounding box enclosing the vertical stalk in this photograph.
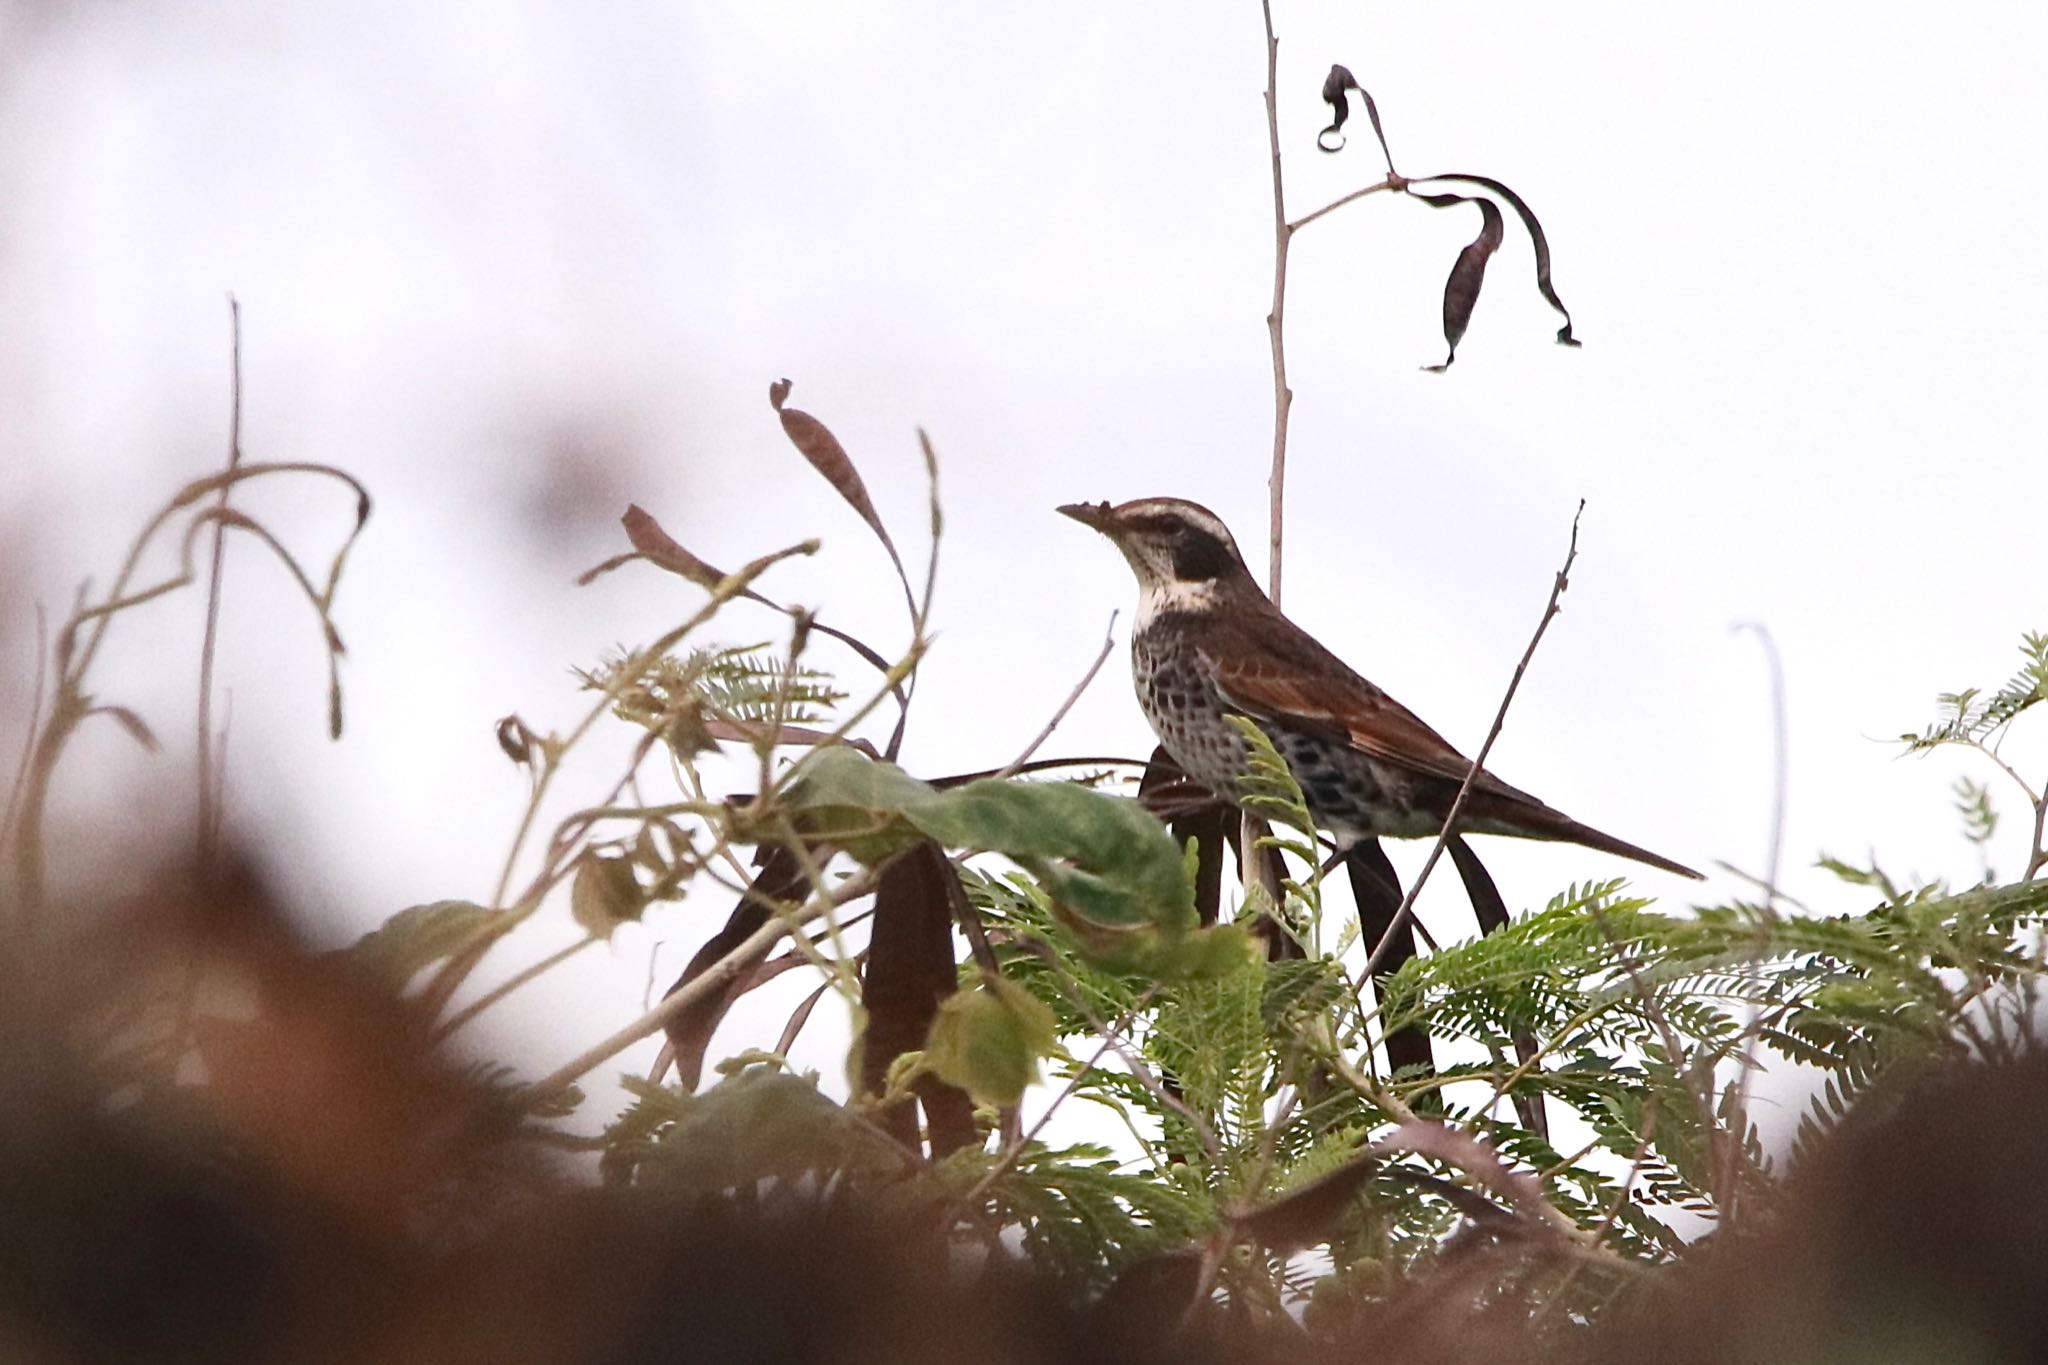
[197,296,243,864]
[1260,0,1292,608]
[1247,0,1294,916]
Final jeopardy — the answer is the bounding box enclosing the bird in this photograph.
[1059,497,1702,881]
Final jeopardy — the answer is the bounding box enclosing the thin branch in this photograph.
[0,604,48,858]
[1259,0,1291,606]
[1372,1120,1585,1241]
[518,861,879,1100]
[1288,176,1404,234]
[1251,0,1298,911]
[1060,972,1219,1158]
[992,612,1118,783]
[1731,622,1789,914]
[1722,622,1788,1218]
[1359,500,1586,982]
[431,933,600,1042]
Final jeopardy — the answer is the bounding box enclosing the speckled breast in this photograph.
[1131,626,1411,842]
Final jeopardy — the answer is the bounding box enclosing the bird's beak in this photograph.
[1057,500,1117,534]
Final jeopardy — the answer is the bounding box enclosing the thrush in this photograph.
[1059,497,1702,880]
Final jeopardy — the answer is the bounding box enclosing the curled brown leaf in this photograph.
[661,846,810,1092]
[858,840,975,1156]
[619,503,737,592]
[1318,64,1395,175]
[1415,173,1580,351]
[1234,1152,1380,1253]
[1416,193,1505,372]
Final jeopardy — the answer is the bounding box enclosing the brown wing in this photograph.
[1200,607,1539,804]
[1200,602,1705,880]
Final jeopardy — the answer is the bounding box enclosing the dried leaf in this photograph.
[1416,172,1580,350]
[1318,64,1394,174]
[618,503,735,592]
[774,980,833,1057]
[342,900,512,990]
[494,713,535,766]
[87,704,159,752]
[1235,1152,1379,1253]
[1415,193,1505,372]
[856,840,972,1154]
[662,846,810,1092]
[570,850,646,940]
[768,378,905,577]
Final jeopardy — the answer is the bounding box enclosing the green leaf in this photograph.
[781,744,934,862]
[570,849,647,939]
[605,1067,913,1191]
[924,974,1059,1106]
[341,899,510,988]
[785,748,1197,966]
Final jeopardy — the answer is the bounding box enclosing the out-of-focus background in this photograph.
[4,1,2044,1125]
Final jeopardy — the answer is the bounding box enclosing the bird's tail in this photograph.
[1469,794,1705,881]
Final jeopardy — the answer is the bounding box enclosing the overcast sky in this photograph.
[4,0,2045,1129]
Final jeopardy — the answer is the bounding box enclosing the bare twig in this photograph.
[1251,0,1302,913]
[0,605,48,860]
[993,611,1118,782]
[1359,500,1586,982]
[11,461,369,918]
[1721,622,1789,1217]
[1259,0,1291,606]
[431,933,600,1042]
[774,979,835,1056]
[1372,1120,1579,1238]
[1060,973,1219,1158]
[1731,622,1789,914]
[1960,736,2048,879]
[1288,176,1404,234]
[518,860,881,1101]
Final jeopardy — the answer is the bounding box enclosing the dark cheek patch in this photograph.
[1172,535,1241,581]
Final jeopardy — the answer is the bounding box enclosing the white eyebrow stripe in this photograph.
[1115,499,1243,557]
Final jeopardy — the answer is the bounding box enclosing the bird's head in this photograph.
[1057,497,1256,616]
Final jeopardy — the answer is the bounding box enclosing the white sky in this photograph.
[4,0,2045,1141]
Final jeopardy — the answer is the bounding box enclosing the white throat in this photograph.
[1136,577,1218,628]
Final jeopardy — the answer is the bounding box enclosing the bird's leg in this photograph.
[1446,836,1549,1139]
[1343,840,1437,1108]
